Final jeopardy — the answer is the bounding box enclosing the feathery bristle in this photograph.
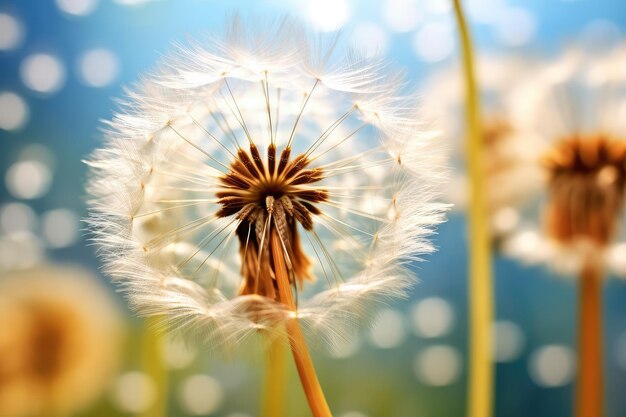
[85,17,448,354]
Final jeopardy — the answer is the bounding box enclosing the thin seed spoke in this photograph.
[223,78,254,145]
[180,218,237,271]
[304,231,332,287]
[208,102,241,149]
[191,223,237,276]
[315,217,369,257]
[303,107,356,158]
[316,146,385,170]
[309,123,368,162]
[321,212,374,237]
[134,202,211,218]
[187,113,237,159]
[309,227,344,284]
[273,87,282,141]
[149,198,220,204]
[320,200,388,223]
[322,158,394,178]
[143,214,218,250]
[168,124,230,172]
[287,79,320,148]
[261,73,274,145]
[209,221,240,287]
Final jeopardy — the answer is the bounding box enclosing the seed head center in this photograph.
[215,143,329,300]
[542,134,626,246]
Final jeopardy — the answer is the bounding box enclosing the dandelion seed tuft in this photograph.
[86,17,448,354]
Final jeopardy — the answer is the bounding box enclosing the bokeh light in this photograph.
[55,0,98,16]
[305,0,350,32]
[178,374,224,415]
[112,372,157,414]
[492,320,525,363]
[382,0,421,33]
[492,206,520,236]
[0,202,37,234]
[79,48,120,87]
[494,7,537,46]
[413,22,455,63]
[410,297,455,338]
[0,92,29,131]
[41,208,80,248]
[528,345,576,388]
[5,160,52,200]
[162,337,197,370]
[0,13,24,51]
[0,232,44,271]
[340,412,369,417]
[20,53,66,94]
[369,308,407,349]
[414,345,463,386]
[351,23,389,58]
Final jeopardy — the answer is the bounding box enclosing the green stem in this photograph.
[452,2,494,417]
[262,335,289,417]
[142,316,168,417]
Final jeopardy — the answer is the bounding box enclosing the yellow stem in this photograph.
[262,335,289,417]
[270,229,333,417]
[452,2,494,417]
[142,316,168,417]
[576,253,604,417]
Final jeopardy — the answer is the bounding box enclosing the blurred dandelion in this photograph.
[86,17,447,416]
[504,45,626,273]
[423,55,546,243]
[502,44,626,417]
[0,265,123,417]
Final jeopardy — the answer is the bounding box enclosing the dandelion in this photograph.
[423,54,546,243]
[503,45,626,275]
[502,44,626,417]
[86,17,447,416]
[0,265,124,417]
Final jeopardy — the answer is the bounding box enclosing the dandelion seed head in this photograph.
[0,266,123,417]
[501,43,626,276]
[87,17,447,354]
[423,55,546,242]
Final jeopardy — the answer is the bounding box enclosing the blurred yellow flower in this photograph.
[0,265,124,417]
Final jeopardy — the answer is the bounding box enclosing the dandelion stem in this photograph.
[270,229,333,417]
[452,2,494,417]
[141,316,168,417]
[576,252,604,417]
[262,335,288,417]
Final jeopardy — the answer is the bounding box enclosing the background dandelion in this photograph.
[0,265,124,417]
[503,44,626,275]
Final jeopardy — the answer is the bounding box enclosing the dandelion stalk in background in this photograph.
[492,45,626,417]
[262,337,288,417]
[542,135,626,417]
[452,2,494,417]
[141,316,168,417]
[577,252,603,417]
[87,17,447,417]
